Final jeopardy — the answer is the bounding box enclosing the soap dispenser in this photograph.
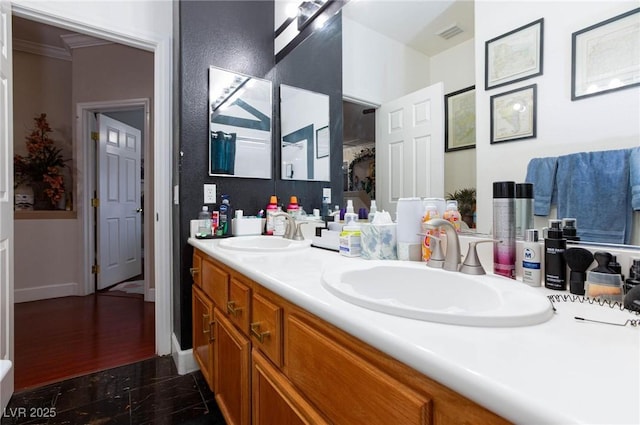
[344,200,358,227]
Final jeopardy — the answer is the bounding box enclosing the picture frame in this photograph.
[490,84,537,144]
[485,18,544,90]
[571,8,640,100]
[316,125,329,158]
[445,86,476,152]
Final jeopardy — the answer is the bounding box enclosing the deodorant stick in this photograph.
[493,181,516,279]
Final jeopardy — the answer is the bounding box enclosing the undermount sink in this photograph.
[321,261,554,327]
[218,235,311,252]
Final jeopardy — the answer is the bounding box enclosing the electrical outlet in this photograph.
[204,184,216,204]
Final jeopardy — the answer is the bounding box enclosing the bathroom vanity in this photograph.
[188,237,639,425]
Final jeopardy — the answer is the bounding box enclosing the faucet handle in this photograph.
[424,234,445,269]
[292,221,308,241]
[459,239,495,275]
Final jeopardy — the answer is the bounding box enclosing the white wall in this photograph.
[474,1,640,236]
[430,38,477,196]
[342,16,430,105]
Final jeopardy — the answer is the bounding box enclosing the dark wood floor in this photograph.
[13,292,155,391]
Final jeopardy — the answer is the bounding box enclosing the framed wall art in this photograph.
[445,86,476,152]
[571,8,640,100]
[485,18,544,90]
[490,84,537,144]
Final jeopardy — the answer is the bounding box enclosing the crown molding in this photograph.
[60,33,112,50]
[12,38,71,61]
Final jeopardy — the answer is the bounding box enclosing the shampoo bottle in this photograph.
[544,219,567,290]
[265,195,278,235]
[493,181,516,279]
[522,229,541,286]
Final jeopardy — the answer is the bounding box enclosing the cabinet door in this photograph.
[214,308,251,425]
[252,349,329,425]
[202,258,229,307]
[228,277,251,333]
[250,292,282,367]
[191,250,203,287]
[192,285,214,390]
[286,315,432,425]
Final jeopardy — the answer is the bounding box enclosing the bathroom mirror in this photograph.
[209,66,272,179]
[340,0,640,245]
[280,84,330,181]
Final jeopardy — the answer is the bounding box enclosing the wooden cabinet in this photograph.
[252,349,328,425]
[214,308,250,425]
[191,250,202,287]
[192,249,511,425]
[192,285,214,389]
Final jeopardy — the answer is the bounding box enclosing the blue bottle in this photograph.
[217,194,234,236]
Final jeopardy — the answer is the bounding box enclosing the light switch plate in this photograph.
[323,187,332,204]
[204,184,216,204]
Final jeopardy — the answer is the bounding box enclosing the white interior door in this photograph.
[0,0,14,409]
[376,82,445,214]
[97,114,142,290]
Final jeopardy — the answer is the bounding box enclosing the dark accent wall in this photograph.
[174,1,343,350]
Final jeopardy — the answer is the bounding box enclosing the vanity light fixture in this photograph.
[211,76,251,112]
[297,0,331,32]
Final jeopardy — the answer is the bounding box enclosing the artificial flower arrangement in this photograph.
[14,113,67,208]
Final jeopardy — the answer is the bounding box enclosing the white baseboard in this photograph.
[145,287,155,303]
[14,282,79,303]
[171,332,199,375]
[0,360,13,412]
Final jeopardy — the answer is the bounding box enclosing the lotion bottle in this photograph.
[522,229,541,286]
[493,181,516,279]
[544,219,567,290]
[265,195,278,235]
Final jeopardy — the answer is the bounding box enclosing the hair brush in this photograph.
[564,248,594,295]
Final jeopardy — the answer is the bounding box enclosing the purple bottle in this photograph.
[493,181,516,279]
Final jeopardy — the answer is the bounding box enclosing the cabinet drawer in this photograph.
[250,293,282,367]
[191,250,203,287]
[202,258,229,307]
[227,277,251,333]
[286,315,432,425]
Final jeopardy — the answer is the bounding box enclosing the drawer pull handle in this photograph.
[250,322,270,343]
[227,301,241,317]
[190,267,200,277]
[202,314,210,334]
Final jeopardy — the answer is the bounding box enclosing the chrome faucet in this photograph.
[424,218,461,272]
[272,212,306,240]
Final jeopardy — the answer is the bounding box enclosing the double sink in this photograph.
[217,236,554,327]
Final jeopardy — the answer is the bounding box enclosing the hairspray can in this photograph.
[493,181,516,279]
[516,183,534,239]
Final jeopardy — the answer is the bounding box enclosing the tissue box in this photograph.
[360,223,397,260]
[232,217,264,236]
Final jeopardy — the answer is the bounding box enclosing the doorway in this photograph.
[343,99,376,213]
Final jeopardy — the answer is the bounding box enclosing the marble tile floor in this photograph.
[1,356,226,425]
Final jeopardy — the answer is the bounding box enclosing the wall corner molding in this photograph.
[12,38,71,61]
[60,33,112,51]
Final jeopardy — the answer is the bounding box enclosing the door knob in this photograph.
[136,208,143,213]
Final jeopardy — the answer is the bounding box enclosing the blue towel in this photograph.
[556,149,632,244]
[630,147,640,210]
[525,157,558,216]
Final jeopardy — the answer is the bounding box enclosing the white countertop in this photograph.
[188,237,640,425]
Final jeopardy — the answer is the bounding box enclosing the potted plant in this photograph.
[14,113,68,210]
[446,188,476,228]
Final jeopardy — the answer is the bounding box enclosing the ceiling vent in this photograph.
[436,24,463,40]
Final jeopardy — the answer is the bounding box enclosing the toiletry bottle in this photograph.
[217,194,233,236]
[516,183,534,239]
[344,200,358,227]
[265,195,278,235]
[287,196,299,217]
[333,205,340,222]
[339,220,361,257]
[322,195,331,218]
[625,259,640,294]
[273,206,286,236]
[522,229,541,286]
[368,200,377,222]
[443,200,461,233]
[198,206,212,237]
[421,202,440,262]
[562,218,580,242]
[493,181,516,279]
[544,219,567,290]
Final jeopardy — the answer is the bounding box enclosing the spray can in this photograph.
[493,181,516,279]
[522,229,542,286]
